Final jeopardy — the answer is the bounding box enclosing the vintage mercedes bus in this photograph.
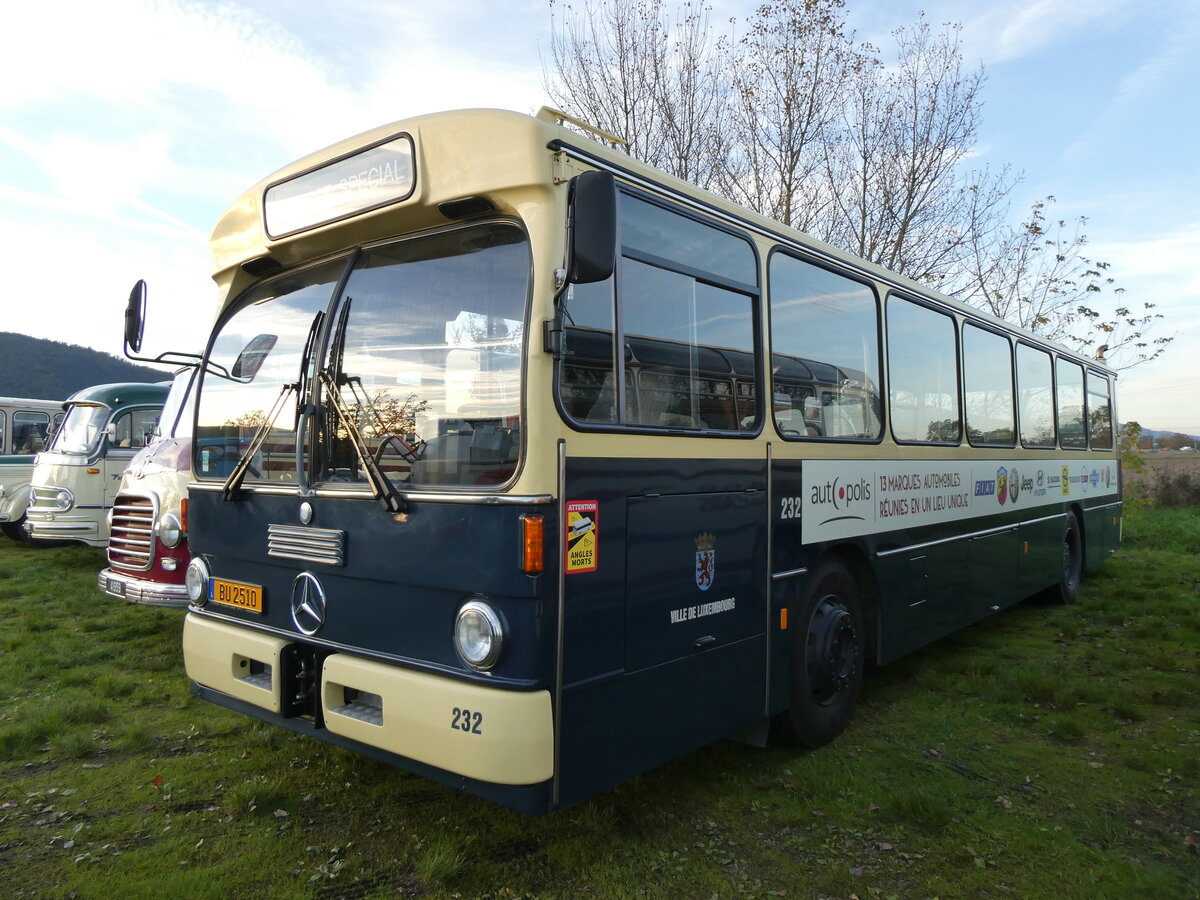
[162,108,1121,813]
[0,396,63,541]
[98,367,197,606]
[25,382,170,546]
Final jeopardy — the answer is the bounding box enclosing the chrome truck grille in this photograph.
[107,493,157,571]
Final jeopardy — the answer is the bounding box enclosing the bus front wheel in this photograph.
[1,518,31,543]
[776,560,864,749]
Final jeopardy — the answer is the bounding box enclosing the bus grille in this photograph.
[108,494,157,571]
[267,524,345,566]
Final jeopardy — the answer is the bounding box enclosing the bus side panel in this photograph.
[1082,498,1120,570]
[556,637,765,809]
[557,455,768,806]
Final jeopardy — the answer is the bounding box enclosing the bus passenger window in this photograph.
[964,325,1015,446]
[886,296,960,444]
[1056,359,1087,449]
[1016,344,1055,447]
[560,278,617,424]
[558,192,759,433]
[1087,371,1113,450]
[768,254,881,441]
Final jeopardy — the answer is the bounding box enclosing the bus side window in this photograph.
[1087,371,1113,450]
[1056,358,1087,449]
[768,253,882,441]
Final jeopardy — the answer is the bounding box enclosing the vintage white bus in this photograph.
[158,108,1120,813]
[0,396,63,541]
[25,382,170,546]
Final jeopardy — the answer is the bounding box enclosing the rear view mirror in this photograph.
[568,171,617,284]
[232,334,279,381]
[125,280,147,354]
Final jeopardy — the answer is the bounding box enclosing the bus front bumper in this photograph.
[182,614,554,786]
[24,510,104,545]
[98,568,189,608]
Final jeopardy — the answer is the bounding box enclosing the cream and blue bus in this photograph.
[0,396,63,541]
[161,108,1120,813]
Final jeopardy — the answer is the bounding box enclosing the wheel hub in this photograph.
[807,596,858,703]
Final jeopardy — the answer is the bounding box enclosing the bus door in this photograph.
[624,488,766,670]
[557,454,769,806]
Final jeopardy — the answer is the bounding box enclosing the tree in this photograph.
[543,1,1171,366]
[716,0,857,231]
[820,17,1012,286]
[546,0,727,189]
[941,196,1171,369]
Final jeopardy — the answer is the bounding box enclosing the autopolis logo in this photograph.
[810,476,871,525]
[290,572,327,635]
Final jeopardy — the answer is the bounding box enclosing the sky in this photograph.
[2,0,1197,433]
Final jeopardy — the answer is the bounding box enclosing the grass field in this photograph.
[2,509,1198,899]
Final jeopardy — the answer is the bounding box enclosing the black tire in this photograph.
[774,559,865,749]
[1055,511,1084,604]
[1,518,31,543]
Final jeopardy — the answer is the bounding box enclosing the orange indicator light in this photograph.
[780,608,788,630]
[522,515,544,574]
[180,498,188,533]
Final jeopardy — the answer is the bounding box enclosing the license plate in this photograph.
[107,578,126,597]
[209,578,264,613]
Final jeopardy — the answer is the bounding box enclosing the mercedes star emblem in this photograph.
[290,572,327,636]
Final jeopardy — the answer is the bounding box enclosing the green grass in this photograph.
[1,510,1198,899]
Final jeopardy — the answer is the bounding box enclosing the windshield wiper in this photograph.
[222,311,325,501]
[221,381,296,500]
[321,299,407,514]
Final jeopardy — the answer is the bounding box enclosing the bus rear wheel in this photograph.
[775,560,864,749]
[1056,511,1083,604]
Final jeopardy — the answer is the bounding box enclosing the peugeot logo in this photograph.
[290,572,327,636]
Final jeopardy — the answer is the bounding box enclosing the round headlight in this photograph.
[156,512,183,549]
[454,600,504,671]
[185,557,210,604]
[55,489,74,511]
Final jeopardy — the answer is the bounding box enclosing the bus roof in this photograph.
[63,382,172,409]
[209,106,1116,377]
[0,397,63,409]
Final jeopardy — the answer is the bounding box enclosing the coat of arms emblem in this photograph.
[695,532,715,591]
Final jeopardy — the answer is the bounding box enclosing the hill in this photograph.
[0,332,168,401]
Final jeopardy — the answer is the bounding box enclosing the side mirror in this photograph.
[232,334,278,381]
[567,171,617,284]
[125,280,147,355]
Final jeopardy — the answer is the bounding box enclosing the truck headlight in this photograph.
[454,600,504,671]
[185,557,210,604]
[156,512,183,548]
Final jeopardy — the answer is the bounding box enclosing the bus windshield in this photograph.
[50,404,110,455]
[195,222,529,488]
